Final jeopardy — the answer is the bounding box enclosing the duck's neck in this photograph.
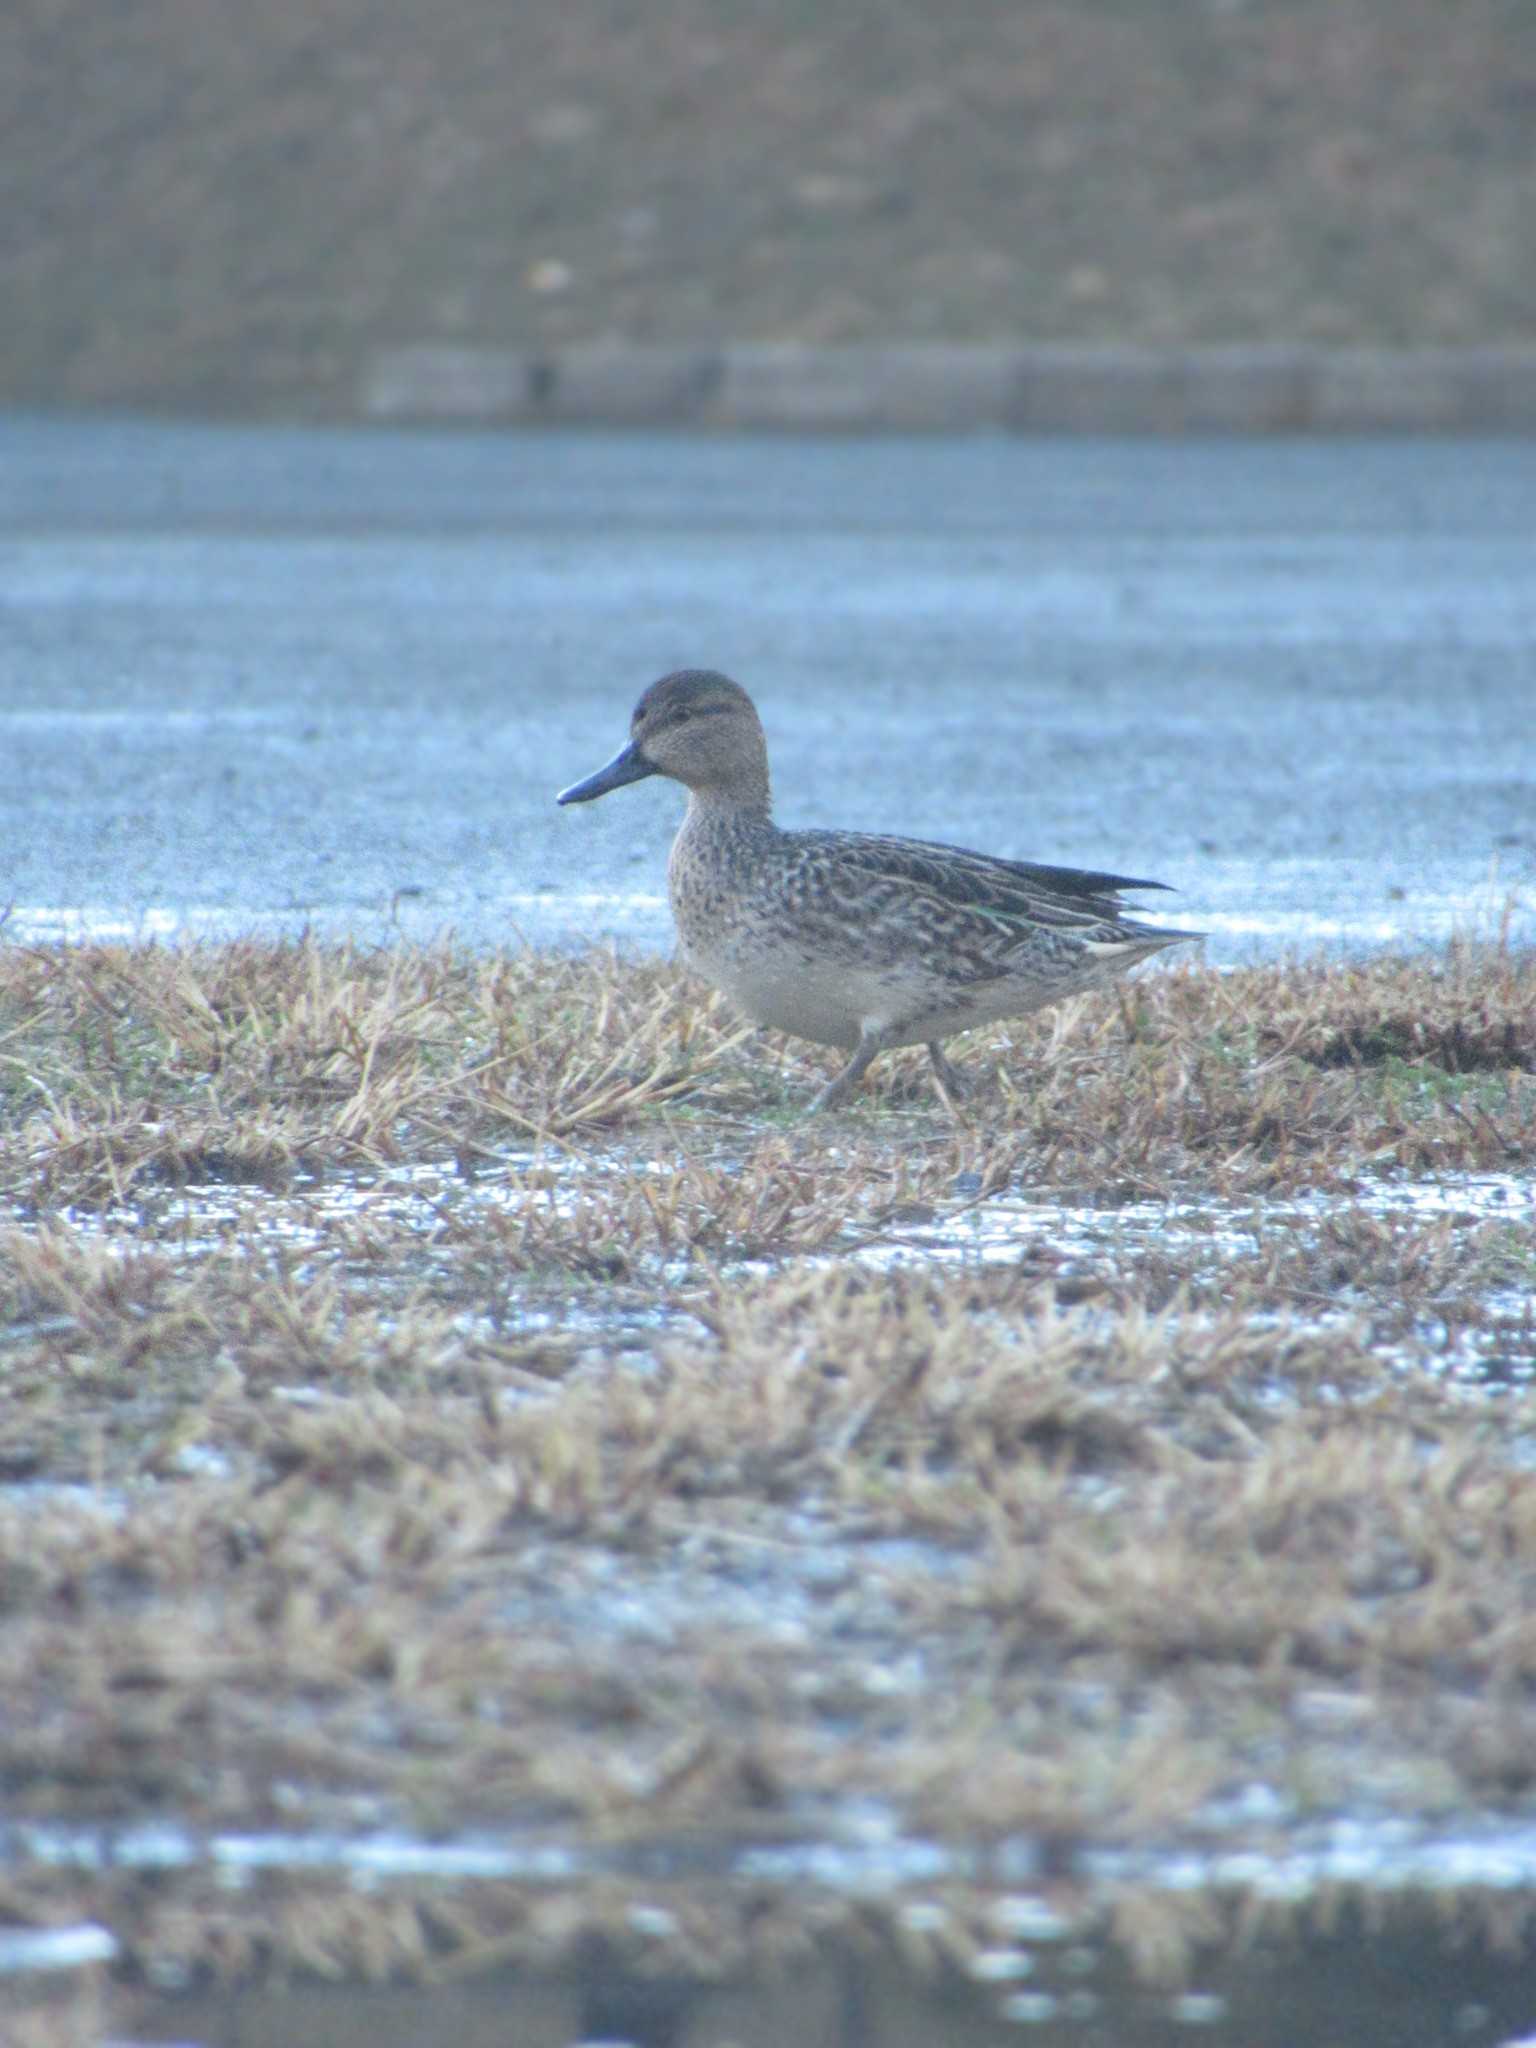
[683,775,773,825]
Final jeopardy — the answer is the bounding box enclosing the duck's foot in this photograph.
[812,1038,974,1113]
[926,1042,973,1104]
[809,1064,866,1113]
[809,1035,882,1113]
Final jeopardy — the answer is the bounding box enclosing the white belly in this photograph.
[682,931,869,1049]
[682,924,1002,1052]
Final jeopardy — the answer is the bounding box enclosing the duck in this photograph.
[558,669,1197,1110]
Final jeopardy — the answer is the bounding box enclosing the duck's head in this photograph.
[557,669,771,809]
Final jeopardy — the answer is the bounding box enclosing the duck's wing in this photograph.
[792,829,1191,945]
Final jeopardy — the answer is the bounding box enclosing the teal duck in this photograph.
[558,670,1197,1110]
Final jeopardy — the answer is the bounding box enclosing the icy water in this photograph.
[3,417,1535,965]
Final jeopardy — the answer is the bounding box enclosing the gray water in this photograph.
[3,415,1533,961]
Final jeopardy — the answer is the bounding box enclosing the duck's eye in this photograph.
[672,707,693,724]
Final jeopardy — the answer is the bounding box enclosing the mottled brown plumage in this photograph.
[558,670,1198,1109]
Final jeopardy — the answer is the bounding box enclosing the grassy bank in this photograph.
[5,0,1536,411]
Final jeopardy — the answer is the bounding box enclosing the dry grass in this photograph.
[1,933,1531,1210]
[5,1255,1533,1816]
[1,934,1534,2001]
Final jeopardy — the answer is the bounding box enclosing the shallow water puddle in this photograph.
[17,1801,1536,1911]
[57,1154,1536,1269]
[860,1167,1535,1267]
[855,1169,1535,1388]
[14,1816,1536,2046]
[35,1159,1536,1400]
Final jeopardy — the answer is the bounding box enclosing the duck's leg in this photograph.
[926,1041,972,1103]
[810,1029,887,1112]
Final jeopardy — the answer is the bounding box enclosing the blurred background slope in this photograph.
[3,0,1534,416]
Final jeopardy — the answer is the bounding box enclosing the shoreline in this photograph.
[361,342,1536,433]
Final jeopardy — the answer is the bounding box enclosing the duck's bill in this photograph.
[556,742,657,805]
